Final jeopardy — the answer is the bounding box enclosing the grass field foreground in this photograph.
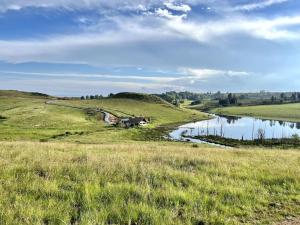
[0,141,299,225]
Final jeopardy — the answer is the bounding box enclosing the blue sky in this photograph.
[0,0,300,96]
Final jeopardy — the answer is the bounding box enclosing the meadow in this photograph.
[0,141,299,225]
[211,104,300,123]
[1,91,300,225]
[54,98,206,127]
[0,91,206,142]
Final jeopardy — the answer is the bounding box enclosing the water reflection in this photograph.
[170,115,300,141]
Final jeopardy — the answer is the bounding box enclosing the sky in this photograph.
[0,0,300,96]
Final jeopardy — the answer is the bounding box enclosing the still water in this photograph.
[169,115,300,142]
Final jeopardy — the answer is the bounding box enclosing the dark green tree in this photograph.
[291,93,297,101]
[271,96,276,103]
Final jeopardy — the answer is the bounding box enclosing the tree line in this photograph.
[80,93,115,100]
[158,91,300,107]
[271,92,300,103]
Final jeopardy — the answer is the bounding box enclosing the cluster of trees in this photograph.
[157,91,202,104]
[271,92,300,103]
[158,91,240,107]
[218,93,238,106]
[80,93,116,100]
[157,91,224,106]
[81,95,104,100]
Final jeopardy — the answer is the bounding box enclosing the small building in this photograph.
[119,116,149,128]
[102,111,119,125]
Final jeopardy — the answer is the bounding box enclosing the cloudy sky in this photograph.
[0,0,300,96]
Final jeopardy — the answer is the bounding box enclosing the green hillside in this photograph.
[0,90,207,142]
[211,103,300,122]
[0,90,52,98]
[111,92,171,104]
[55,97,206,126]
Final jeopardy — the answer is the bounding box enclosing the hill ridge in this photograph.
[0,90,51,99]
[111,92,173,105]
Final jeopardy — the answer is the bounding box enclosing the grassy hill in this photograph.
[55,97,205,126]
[0,90,52,98]
[0,141,299,225]
[0,92,99,141]
[0,90,207,142]
[111,92,171,105]
[211,103,300,122]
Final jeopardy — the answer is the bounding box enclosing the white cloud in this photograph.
[163,15,300,42]
[155,8,187,21]
[0,0,289,15]
[233,0,289,11]
[0,13,299,66]
[0,0,162,13]
[180,68,250,79]
[0,0,299,74]
[7,4,22,11]
[77,17,89,24]
[164,2,191,12]
[1,75,184,95]
[0,70,180,83]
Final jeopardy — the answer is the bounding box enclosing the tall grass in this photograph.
[0,141,299,225]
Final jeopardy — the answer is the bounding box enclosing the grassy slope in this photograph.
[211,103,300,122]
[0,90,51,99]
[0,96,100,141]
[0,141,299,225]
[0,91,207,142]
[51,98,207,143]
[56,98,206,126]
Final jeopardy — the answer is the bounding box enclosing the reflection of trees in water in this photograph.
[200,116,300,140]
[223,116,239,124]
[278,121,286,126]
[269,120,276,127]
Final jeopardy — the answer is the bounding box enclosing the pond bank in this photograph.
[184,135,300,148]
[169,114,300,147]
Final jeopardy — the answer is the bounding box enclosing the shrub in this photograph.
[0,115,7,120]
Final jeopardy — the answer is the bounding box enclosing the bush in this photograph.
[292,134,300,141]
[218,99,229,106]
[0,115,7,120]
[191,100,202,106]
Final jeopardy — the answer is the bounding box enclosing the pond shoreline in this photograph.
[169,113,300,147]
[183,135,300,148]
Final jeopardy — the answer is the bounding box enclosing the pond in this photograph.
[169,115,300,143]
